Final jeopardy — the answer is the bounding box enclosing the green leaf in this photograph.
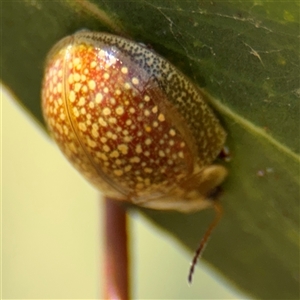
[2,1,299,299]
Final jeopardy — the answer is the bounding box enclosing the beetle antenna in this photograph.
[188,200,223,284]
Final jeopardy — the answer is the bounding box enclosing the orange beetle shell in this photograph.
[42,31,227,213]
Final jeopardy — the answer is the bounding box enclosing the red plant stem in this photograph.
[103,197,130,300]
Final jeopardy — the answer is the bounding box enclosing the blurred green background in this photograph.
[2,85,246,299]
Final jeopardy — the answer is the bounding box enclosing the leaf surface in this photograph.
[1,1,299,298]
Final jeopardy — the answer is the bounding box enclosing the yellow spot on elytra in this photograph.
[169,129,176,136]
[69,90,76,102]
[67,142,77,154]
[73,73,80,82]
[152,106,158,113]
[106,131,113,138]
[98,117,107,127]
[74,83,82,92]
[73,57,80,66]
[158,113,165,122]
[135,145,142,154]
[63,125,69,135]
[121,67,128,74]
[144,110,150,116]
[57,82,62,93]
[130,156,140,163]
[116,159,122,165]
[53,86,57,95]
[145,138,152,145]
[73,107,79,117]
[145,126,151,132]
[95,93,103,103]
[178,151,184,158]
[96,152,108,161]
[129,107,135,114]
[144,168,153,173]
[103,107,111,115]
[110,150,120,158]
[118,144,129,154]
[108,117,117,124]
[124,136,132,143]
[90,61,97,68]
[103,73,110,80]
[80,107,86,115]
[49,81,53,92]
[92,129,99,138]
[78,97,86,106]
[114,170,124,176]
[124,82,131,90]
[124,165,132,172]
[100,137,107,143]
[132,77,139,85]
[144,95,150,102]
[116,106,124,115]
[87,138,96,148]
[103,145,110,152]
[78,122,87,131]
[159,150,165,157]
[88,80,96,90]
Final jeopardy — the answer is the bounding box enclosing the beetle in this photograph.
[41,31,228,282]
